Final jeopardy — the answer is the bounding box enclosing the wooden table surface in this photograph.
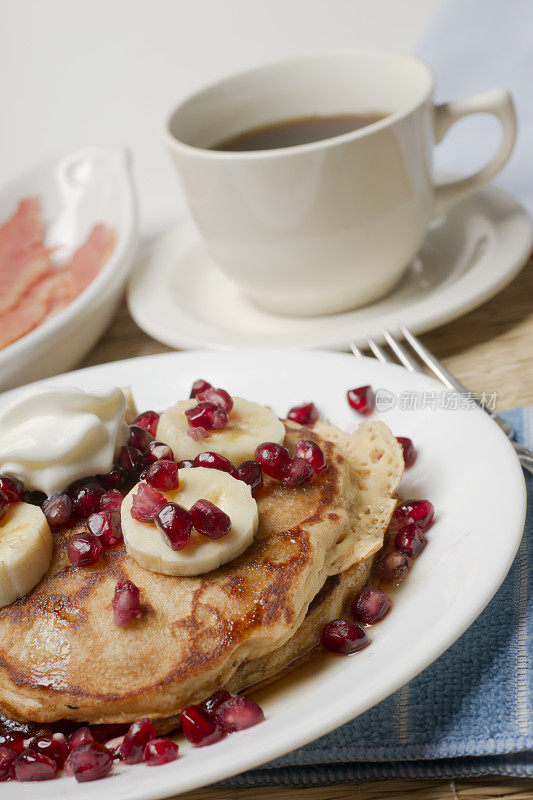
[81,254,533,800]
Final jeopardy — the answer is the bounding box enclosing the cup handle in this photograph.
[432,88,516,217]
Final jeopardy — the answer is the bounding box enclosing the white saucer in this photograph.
[128,182,532,350]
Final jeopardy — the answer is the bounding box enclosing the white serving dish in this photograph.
[0,349,526,799]
[0,147,138,391]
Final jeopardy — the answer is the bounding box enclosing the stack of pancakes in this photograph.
[0,419,403,730]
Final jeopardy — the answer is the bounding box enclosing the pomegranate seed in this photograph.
[156,503,193,549]
[145,460,179,491]
[321,619,369,655]
[351,587,391,625]
[294,440,327,473]
[98,465,127,490]
[0,732,24,753]
[0,474,24,502]
[117,445,146,475]
[85,724,126,744]
[68,727,94,751]
[23,490,46,506]
[144,738,179,766]
[0,745,17,780]
[347,386,375,415]
[133,410,160,436]
[188,426,208,441]
[104,735,124,760]
[13,750,57,781]
[201,690,233,716]
[28,734,68,767]
[112,579,142,626]
[236,460,263,492]
[180,705,224,747]
[67,532,102,566]
[177,459,195,469]
[397,436,417,468]
[394,523,427,558]
[67,742,113,782]
[128,425,154,454]
[99,489,123,513]
[131,483,167,523]
[190,499,231,539]
[197,387,233,413]
[88,510,122,547]
[374,550,412,584]
[255,442,291,480]
[393,499,434,531]
[186,401,228,430]
[190,379,212,398]
[287,402,319,426]
[0,489,9,522]
[69,478,104,518]
[42,491,73,528]
[194,451,235,474]
[120,718,156,764]
[280,457,314,488]
[215,696,264,732]
[147,441,174,462]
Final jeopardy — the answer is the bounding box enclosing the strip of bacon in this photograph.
[0,196,43,256]
[65,223,115,296]
[0,198,52,316]
[0,271,73,349]
[0,204,115,351]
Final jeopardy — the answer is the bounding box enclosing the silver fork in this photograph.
[351,324,533,478]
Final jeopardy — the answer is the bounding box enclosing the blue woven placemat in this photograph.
[217,406,532,786]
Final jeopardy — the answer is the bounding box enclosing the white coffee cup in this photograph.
[164,50,516,317]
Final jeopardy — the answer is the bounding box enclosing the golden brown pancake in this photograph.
[0,421,402,725]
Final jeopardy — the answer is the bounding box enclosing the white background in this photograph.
[1,0,441,236]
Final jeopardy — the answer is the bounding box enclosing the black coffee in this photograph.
[213,113,386,152]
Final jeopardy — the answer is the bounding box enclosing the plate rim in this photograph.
[0,349,527,800]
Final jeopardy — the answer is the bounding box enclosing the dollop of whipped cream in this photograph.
[0,387,127,495]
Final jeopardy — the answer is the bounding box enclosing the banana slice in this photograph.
[0,502,53,609]
[122,467,258,576]
[157,396,285,464]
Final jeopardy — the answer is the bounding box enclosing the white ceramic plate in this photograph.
[127,181,532,351]
[0,147,138,392]
[1,350,526,800]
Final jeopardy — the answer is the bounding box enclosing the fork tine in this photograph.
[397,327,529,459]
[367,338,391,363]
[399,324,465,392]
[350,341,363,357]
[382,329,423,373]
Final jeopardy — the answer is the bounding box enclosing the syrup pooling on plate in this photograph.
[0,691,265,782]
[0,376,437,785]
